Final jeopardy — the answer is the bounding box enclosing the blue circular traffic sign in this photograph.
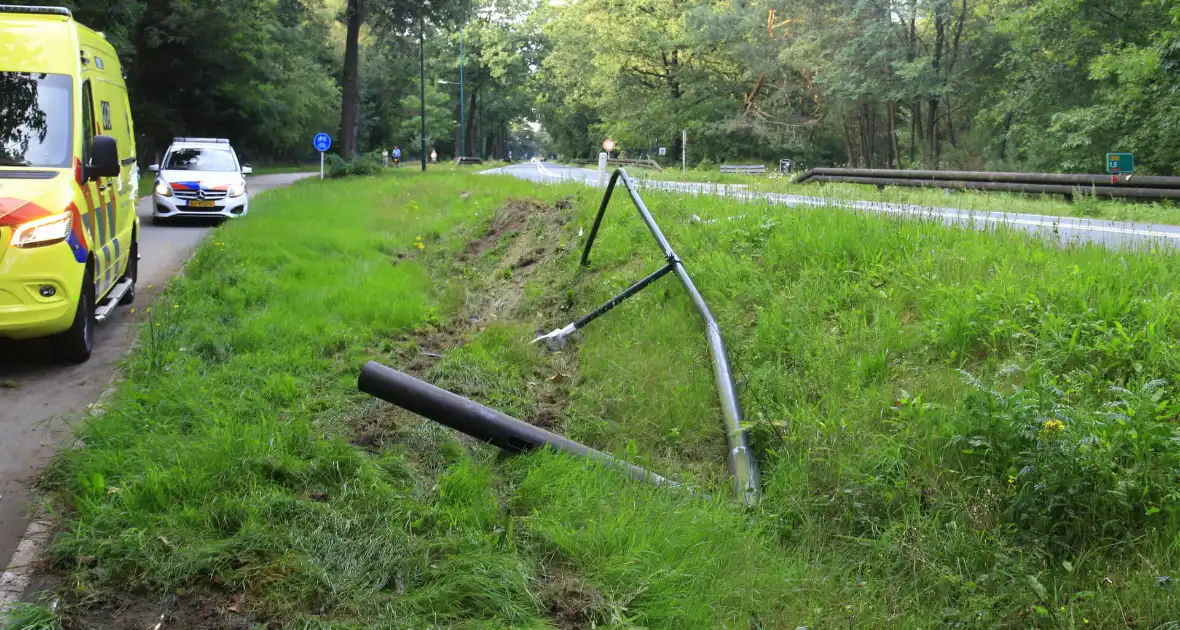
[313,133,332,152]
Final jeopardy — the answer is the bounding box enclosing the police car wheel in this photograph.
[55,267,95,364]
[119,238,137,305]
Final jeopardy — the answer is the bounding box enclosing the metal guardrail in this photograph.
[794,168,1180,200]
[534,168,760,505]
[721,164,767,175]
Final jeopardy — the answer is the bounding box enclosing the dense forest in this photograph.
[536,0,1180,174]
[21,0,1180,173]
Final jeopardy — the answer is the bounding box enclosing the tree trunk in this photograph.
[868,105,877,168]
[945,96,957,148]
[339,0,364,159]
[863,106,873,169]
[887,101,899,169]
[909,102,917,165]
[999,111,1013,161]
[927,99,940,168]
[842,119,857,168]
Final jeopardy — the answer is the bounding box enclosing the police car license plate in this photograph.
[188,200,216,208]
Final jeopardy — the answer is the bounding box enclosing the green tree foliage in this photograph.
[337,0,470,158]
[9,0,341,163]
[993,0,1180,173]
[536,0,1180,174]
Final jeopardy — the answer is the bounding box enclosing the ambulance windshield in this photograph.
[0,72,73,168]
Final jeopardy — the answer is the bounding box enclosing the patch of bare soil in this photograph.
[55,587,260,630]
[536,564,606,630]
[351,196,579,454]
[463,198,553,260]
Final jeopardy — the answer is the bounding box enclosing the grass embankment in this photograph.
[627,166,1180,225]
[7,170,1180,628]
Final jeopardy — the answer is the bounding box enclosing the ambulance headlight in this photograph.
[154,180,173,197]
[228,179,246,198]
[12,211,72,248]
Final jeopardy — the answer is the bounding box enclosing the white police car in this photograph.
[150,137,251,223]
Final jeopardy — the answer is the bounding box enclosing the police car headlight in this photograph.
[12,211,72,248]
[228,180,246,197]
[154,180,173,197]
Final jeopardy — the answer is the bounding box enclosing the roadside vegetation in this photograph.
[10,170,1180,628]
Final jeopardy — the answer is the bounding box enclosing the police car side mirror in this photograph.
[87,135,120,179]
[148,164,159,172]
[241,165,253,175]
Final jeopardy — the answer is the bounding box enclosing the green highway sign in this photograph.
[1106,152,1134,174]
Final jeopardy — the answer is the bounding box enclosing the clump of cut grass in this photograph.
[1,602,61,630]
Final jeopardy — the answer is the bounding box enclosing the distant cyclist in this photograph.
[392,146,401,167]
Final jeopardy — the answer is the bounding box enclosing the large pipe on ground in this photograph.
[795,168,1180,190]
[357,361,683,490]
[798,174,1180,201]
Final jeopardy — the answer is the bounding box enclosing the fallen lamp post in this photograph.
[357,361,683,491]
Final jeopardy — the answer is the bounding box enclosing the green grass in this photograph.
[0,603,61,630]
[627,166,1180,225]
[14,168,1180,628]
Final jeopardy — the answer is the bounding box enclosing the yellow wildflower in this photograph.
[1040,419,1066,437]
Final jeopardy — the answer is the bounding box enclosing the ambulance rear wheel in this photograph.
[54,267,95,364]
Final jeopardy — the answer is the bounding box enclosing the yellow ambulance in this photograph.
[0,5,138,362]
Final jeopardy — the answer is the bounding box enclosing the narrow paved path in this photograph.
[0,172,312,573]
[484,161,1180,249]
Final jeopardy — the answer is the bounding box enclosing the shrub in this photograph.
[326,151,384,178]
[952,367,1180,550]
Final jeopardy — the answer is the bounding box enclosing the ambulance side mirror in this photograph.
[241,165,253,175]
[87,135,120,179]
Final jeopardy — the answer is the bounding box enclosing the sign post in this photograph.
[313,133,332,179]
[681,129,687,173]
[1106,152,1134,175]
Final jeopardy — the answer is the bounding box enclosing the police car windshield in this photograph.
[0,72,72,168]
[164,148,238,172]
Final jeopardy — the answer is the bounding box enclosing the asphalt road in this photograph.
[484,161,1180,249]
[0,172,311,573]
